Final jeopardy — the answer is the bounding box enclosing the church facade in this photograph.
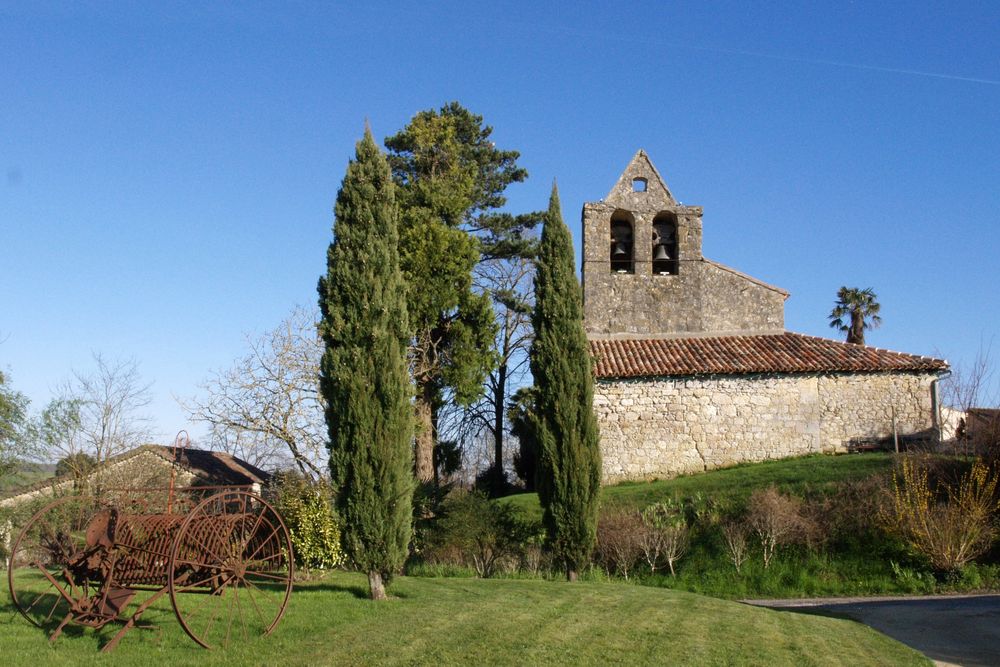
[584,151,947,483]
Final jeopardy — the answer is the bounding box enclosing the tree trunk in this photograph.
[493,361,507,478]
[566,568,578,582]
[431,400,441,488]
[368,570,387,600]
[414,382,435,483]
[848,312,865,345]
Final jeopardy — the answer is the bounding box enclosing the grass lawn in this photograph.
[500,453,896,520]
[0,571,928,666]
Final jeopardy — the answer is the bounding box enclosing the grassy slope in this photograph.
[496,453,958,599]
[501,453,895,520]
[0,572,927,666]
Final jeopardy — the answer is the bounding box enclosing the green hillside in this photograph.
[501,453,895,520]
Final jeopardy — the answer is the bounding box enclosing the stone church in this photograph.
[584,150,948,483]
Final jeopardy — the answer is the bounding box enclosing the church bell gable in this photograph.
[582,149,787,337]
[603,149,676,211]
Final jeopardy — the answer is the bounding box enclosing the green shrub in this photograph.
[271,474,344,571]
[884,457,1000,571]
[419,490,541,578]
[889,560,935,594]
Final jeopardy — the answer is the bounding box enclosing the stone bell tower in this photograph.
[582,150,787,336]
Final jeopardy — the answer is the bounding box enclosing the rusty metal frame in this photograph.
[6,432,294,652]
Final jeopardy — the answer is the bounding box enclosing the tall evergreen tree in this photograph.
[530,184,601,581]
[385,102,534,483]
[318,127,413,600]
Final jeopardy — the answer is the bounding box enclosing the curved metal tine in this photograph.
[249,551,286,564]
[238,509,267,557]
[178,521,228,570]
[237,496,256,553]
[171,571,225,594]
[246,525,283,562]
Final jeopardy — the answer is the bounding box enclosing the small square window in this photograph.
[632,178,647,193]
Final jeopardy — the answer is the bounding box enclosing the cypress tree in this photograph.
[530,184,601,581]
[318,127,413,600]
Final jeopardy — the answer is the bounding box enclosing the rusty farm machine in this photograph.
[5,433,294,651]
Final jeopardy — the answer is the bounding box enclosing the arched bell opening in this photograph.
[652,212,679,275]
[610,212,634,274]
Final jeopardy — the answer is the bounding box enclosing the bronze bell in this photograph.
[653,244,671,261]
[612,242,629,258]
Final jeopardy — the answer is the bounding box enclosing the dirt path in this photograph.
[744,594,1000,667]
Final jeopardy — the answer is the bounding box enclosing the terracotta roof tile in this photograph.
[590,332,947,379]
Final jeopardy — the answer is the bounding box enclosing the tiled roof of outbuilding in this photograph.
[589,332,948,379]
[0,445,270,502]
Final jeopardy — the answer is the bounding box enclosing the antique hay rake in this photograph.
[6,434,293,652]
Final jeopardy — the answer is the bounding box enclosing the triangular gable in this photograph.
[604,149,676,209]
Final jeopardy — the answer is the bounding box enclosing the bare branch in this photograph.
[181,306,326,480]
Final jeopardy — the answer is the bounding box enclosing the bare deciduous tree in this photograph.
[204,427,285,473]
[639,501,690,577]
[940,343,999,457]
[41,354,153,469]
[595,508,643,580]
[722,521,751,573]
[433,256,535,491]
[747,487,807,569]
[473,257,535,489]
[183,307,326,479]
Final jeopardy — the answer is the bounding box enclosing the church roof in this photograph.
[590,332,948,379]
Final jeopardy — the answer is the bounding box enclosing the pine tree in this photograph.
[317,127,413,600]
[385,103,535,484]
[530,184,602,581]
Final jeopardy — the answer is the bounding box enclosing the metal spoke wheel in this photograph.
[168,489,293,649]
[7,494,108,629]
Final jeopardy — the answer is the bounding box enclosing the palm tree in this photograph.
[829,286,882,345]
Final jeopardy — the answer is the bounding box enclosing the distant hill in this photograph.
[0,462,55,493]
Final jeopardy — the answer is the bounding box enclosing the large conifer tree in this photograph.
[530,184,601,581]
[385,102,534,484]
[318,127,413,600]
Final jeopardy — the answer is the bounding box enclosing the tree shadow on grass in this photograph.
[294,582,412,600]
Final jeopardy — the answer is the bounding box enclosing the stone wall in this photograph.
[594,371,938,483]
[582,206,785,335]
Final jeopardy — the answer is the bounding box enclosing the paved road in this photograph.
[745,594,1000,667]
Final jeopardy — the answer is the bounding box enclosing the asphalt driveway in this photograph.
[745,594,1000,667]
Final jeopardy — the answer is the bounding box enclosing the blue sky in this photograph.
[2,2,998,441]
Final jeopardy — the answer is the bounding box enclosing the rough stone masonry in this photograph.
[583,151,947,483]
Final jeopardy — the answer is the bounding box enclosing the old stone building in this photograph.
[0,445,270,510]
[584,151,948,483]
